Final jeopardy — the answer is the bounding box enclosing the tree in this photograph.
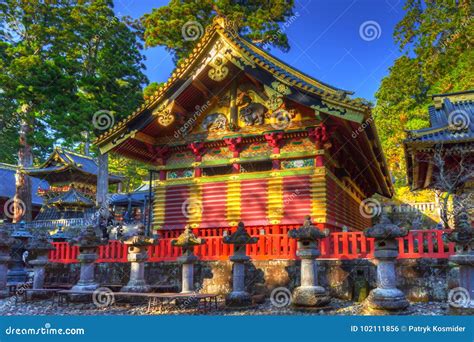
[373,0,473,199]
[0,1,147,220]
[0,1,77,221]
[426,146,474,228]
[142,0,295,63]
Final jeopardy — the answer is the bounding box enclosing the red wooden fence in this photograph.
[48,228,455,264]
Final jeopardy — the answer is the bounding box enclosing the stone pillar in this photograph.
[288,216,330,308]
[70,226,105,292]
[121,224,156,293]
[0,228,15,298]
[171,225,205,293]
[7,222,33,284]
[27,232,55,290]
[363,216,409,314]
[446,214,474,314]
[223,222,258,308]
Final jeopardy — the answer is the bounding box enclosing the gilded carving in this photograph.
[208,56,229,81]
[201,113,228,132]
[154,102,175,127]
[237,91,268,126]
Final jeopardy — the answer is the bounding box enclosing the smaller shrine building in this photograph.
[23,148,123,222]
[404,90,474,224]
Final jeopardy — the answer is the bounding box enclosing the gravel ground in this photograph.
[0,296,450,316]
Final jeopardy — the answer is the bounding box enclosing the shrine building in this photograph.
[96,17,393,233]
[404,90,474,223]
[23,147,122,222]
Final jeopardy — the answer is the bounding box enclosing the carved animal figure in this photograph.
[237,92,268,126]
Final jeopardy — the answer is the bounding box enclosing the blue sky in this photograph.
[113,0,406,102]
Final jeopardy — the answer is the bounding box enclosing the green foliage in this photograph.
[373,0,473,199]
[0,0,147,181]
[109,155,148,192]
[143,82,163,100]
[142,0,295,63]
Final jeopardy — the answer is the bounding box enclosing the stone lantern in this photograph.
[223,222,258,308]
[171,225,205,293]
[363,216,409,314]
[70,225,106,292]
[27,232,55,291]
[288,216,330,307]
[121,224,157,293]
[446,214,474,314]
[8,222,33,284]
[0,228,15,298]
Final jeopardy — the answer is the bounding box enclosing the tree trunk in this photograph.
[96,152,109,217]
[82,131,90,156]
[14,119,33,222]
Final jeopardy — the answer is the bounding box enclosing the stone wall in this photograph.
[44,258,457,302]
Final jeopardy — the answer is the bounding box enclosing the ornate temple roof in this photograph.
[0,163,46,205]
[95,16,371,147]
[47,188,95,208]
[405,90,474,146]
[404,90,474,190]
[23,147,123,185]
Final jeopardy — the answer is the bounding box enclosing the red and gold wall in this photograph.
[153,166,370,232]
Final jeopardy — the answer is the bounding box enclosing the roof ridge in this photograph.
[232,32,352,95]
[62,149,96,163]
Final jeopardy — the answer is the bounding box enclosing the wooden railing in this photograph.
[382,202,439,213]
[48,229,455,263]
